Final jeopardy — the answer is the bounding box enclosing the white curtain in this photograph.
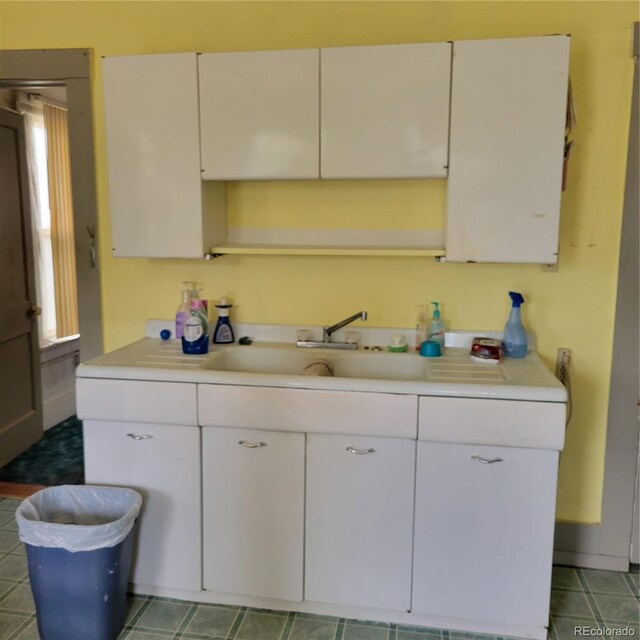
[15,91,56,344]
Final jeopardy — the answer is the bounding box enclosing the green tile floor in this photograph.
[0,497,638,640]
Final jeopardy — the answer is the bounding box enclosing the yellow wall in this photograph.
[1,1,637,523]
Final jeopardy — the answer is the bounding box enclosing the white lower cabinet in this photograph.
[202,427,305,601]
[83,420,202,591]
[305,434,415,611]
[413,441,559,627]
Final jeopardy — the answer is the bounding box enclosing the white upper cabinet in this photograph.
[320,43,451,179]
[103,53,225,258]
[446,36,570,263]
[199,49,320,180]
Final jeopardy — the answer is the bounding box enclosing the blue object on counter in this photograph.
[503,291,528,358]
[419,340,442,358]
[160,329,171,340]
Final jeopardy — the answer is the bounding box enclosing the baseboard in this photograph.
[43,388,76,430]
[553,549,629,572]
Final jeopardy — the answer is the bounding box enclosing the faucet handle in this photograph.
[345,331,359,344]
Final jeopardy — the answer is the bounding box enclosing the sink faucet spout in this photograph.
[323,311,368,343]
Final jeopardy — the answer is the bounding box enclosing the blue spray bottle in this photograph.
[503,291,528,358]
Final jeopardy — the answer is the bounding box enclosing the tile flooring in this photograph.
[0,497,638,640]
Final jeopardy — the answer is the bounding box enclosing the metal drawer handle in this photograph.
[127,433,154,440]
[346,447,376,455]
[238,440,267,448]
[471,454,503,464]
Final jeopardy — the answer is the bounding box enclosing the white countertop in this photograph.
[77,324,567,403]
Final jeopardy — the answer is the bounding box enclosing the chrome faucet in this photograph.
[296,311,368,350]
[323,311,368,343]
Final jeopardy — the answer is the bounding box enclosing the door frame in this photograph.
[553,22,640,570]
[0,49,103,361]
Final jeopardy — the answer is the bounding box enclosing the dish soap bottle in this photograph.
[503,291,528,358]
[182,285,209,355]
[415,305,427,351]
[175,282,192,340]
[213,298,235,344]
[427,302,445,350]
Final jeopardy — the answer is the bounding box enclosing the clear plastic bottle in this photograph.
[427,302,445,350]
[503,291,528,358]
[175,283,191,340]
[415,306,427,351]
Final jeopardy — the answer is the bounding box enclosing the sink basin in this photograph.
[204,345,428,382]
[206,346,315,376]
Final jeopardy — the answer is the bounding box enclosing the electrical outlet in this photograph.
[556,348,571,386]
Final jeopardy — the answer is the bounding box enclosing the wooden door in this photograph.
[0,109,42,468]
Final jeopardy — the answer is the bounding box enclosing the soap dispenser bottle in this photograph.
[503,291,528,358]
[175,282,192,340]
[213,298,235,344]
[182,285,209,355]
[427,302,445,349]
[415,306,427,352]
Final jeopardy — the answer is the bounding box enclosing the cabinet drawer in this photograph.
[198,385,417,438]
[77,378,197,425]
[418,397,565,450]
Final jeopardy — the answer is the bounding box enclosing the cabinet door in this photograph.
[306,434,415,610]
[83,420,202,591]
[199,49,319,180]
[103,53,211,258]
[413,442,558,627]
[446,36,570,263]
[321,43,451,179]
[203,427,304,601]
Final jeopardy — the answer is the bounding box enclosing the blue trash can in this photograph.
[16,485,142,640]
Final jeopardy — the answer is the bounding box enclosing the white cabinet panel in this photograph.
[199,49,319,180]
[198,384,417,438]
[446,36,570,263]
[321,43,451,179]
[103,53,224,258]
[305,434,415,610]
[413,441,558,626]
[83,420,202,591]
[418,396,566,450]
[76,378,197,426]
[203,427,304,601]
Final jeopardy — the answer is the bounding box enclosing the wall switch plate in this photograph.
[556,348,571,386]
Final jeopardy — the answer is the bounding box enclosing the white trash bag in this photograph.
[16,485,142,553]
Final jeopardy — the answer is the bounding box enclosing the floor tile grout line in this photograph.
[278,610,296,640]
[5,614,35,640]
[622,573,640,602]
[226,605,247,639]
[127,593,153,628]
[174,602,200,637]
[575,568,606,627]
